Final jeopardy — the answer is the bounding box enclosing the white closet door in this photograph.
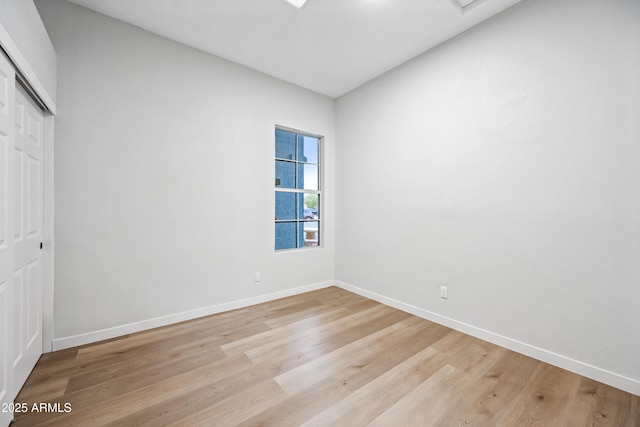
[0,51,17,427]
[12,83,43,394]
[0,51,45,427]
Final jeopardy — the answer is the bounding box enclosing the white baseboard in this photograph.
[52,281,334,351]
[335,281,640,397]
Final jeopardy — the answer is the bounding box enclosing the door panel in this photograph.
[13,148,23,242]
[0,279,11,427]
[27,261,41,347]
[1,130,7,248]
[13,84,43,393]
[13,267,23,365]
[0,49,45,427]
[0,50,16,427]
[27,155,40,237]
[27,110,41,145]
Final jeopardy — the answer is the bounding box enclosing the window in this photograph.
[275,127,321,250]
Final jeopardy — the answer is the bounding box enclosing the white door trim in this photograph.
[0,22,56,115]
[41,114,53,353]
[0,48,17,427]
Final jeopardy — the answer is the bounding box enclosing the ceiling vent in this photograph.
[285,0,308,8]
[450,0,487,13]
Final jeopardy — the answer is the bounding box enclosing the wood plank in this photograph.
[11,287,639,426]
[300,345,440,427]
[300,329,480,426]
[244,305,410,365]
[165,379,287,427]
[367,340,506,426]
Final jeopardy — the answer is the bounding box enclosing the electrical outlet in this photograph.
[440,285,448,299]
[255,272,261,282]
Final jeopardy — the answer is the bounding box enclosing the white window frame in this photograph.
[275,126,322,251]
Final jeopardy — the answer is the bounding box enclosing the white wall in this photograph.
[36,0,335,345]
[0,0,56,111]
[336,0,640,394]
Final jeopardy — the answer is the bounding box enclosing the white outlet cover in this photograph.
[440,286,448,299]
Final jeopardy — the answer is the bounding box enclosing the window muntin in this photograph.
[275,128,321,250]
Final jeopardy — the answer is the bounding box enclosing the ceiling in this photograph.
[66,0,522,98]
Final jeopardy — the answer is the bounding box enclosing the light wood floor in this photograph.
[12,287,640,426]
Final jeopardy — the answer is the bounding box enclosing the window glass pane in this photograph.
[275,192,296,220]
[303,221,319,247]
[297,164,318,190]
[296,193,306,220]
[298,222,305,248]
[276,129,296,160]
[298,135,318,164]
[276,160,295,188]
[276,222,297,250]
[303,194,319,219]
[275,128,322,251]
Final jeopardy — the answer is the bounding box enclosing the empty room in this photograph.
[0,0,638,425]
